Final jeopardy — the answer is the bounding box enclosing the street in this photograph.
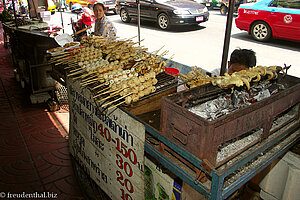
[51,10,300,77]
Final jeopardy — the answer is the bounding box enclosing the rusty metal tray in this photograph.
[160,74,300,169]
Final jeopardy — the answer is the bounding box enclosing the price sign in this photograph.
[67,78,145,200]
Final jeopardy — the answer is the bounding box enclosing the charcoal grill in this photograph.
[160,74,300,171]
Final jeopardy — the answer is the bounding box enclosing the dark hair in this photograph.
[93,2,104,10]
[230,48,256,68]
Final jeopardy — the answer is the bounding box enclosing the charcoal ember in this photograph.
[253,89,271,102]
[231,90,249,108]
[267,83,285,95]
[188,81,283,120]
[189,96,231,120]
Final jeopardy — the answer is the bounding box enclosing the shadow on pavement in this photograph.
[112,18,206,33]
[231,32,300,52]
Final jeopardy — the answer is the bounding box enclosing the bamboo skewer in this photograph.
[50,54,70,61]
[65,65,76,69]
[98,88,124,103]
[100,87,125,96]
[75,72,95,81]
[67,70,84,77]
[151,45,165,55]
[107,101,126,110]
[92,82,107,90]
[159,50,169,58]
[69,68,83,73]
[81,79,100,87]
[55,61,67,66]
[101,93,132,108]
[166,54,175,63]
[53,51,70,56]
[80,74,101,83]
[93,87,110,98]
[178,73,192,81]
[79,74,98,82]
[80,79,98,86]
[50,51,70,58]
[53,56,72,63]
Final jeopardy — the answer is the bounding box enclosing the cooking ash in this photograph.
[216,101,296,164]
[216,129,262,163]
[188,82,285,121]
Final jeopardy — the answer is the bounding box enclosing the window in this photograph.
[270,0,300,9]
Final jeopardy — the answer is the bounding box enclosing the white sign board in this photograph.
[67,78,145,200]
[144,157,174,200]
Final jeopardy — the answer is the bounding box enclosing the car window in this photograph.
[156,0,176,3]
[270,0,300,9]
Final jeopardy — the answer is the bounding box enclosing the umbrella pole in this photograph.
[137,0,141,45]
[11,0,18,28]
[220,0,235,76]
[60,0,64,33]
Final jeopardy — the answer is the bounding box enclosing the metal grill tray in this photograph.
[160,74,300,169]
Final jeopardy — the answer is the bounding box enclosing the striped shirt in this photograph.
[94,15,117,38]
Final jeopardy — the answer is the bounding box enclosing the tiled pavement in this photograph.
[0,23,86,199]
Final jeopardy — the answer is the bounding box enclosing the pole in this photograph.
[137,0,141,45]
[220,0,235,76]
[59,0,64,33]
[11,0,18,28]
[2,0,6,10]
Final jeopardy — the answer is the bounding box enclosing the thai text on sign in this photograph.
[67,79,145,200]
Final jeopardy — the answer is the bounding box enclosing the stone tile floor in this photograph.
[0,23,86,200]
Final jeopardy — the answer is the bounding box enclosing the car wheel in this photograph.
[157,13,170,30]
[220,5,227,15]
[120,9,131,23]
[69,2,73,10]
[251,21,272,42]
[208,4,214,10]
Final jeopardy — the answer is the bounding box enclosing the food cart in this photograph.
[44,34,300,199]
[3,0,299,198]
[3,21,61,104]
[1,0,63,102]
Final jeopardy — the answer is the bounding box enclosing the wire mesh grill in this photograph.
[55,81,69,111]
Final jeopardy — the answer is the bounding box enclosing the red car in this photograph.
[235,0,300,42]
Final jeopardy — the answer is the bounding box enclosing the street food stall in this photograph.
[46,34,300,199]
[2,20,62,104]
[1,0,63,102]
[2,0,299,198]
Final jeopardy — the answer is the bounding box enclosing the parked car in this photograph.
[47,0,56,14]
[235,0,300,42]
[116,0,209,30]
[217,0,240,15]
[66,0,116,13]
[193,0,213,10]
[66,0,90,9]
[102,0,117,13]
[71,3,83,12]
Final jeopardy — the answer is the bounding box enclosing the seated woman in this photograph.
[93,2,117,38]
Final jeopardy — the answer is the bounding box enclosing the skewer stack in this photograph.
[182,67,213,89]
[48,35,172,110]
[185,65,285,91]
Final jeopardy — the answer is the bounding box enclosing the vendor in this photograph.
[210,48,256,76]
[93,2,117,38]
[228,48,256,74]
